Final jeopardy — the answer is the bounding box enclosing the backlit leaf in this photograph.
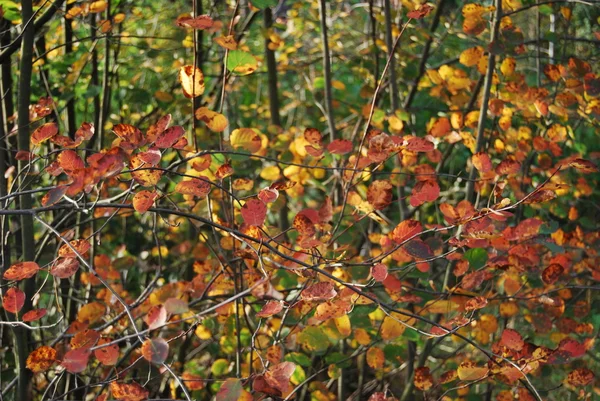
[22,308,47,322]
[457,361,489,381]
[226,50,258,76]
[175,177,211,198]
[2,287,25,314]
[141,338,169,364]
[179,65,205,98]
[133,190,158,214]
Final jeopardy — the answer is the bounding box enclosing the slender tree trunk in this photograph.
[318,0,336,142]
[15,1,37,399]
[64,2,77,137]
[465,0,502,203]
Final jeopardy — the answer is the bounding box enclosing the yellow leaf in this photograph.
[179,66,205,98]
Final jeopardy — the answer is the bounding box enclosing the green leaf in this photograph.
[226,50,258,76]
[251,0,278,9]
[539,220,559,234]
[464,248,488,269]
[297,326,330,352]
[285,352,311,367]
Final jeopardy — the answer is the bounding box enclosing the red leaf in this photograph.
[304,127,322,147]
[31,122,59,146]
[567,368,595,386]
[410,180,440,207]
[407,4,434,19]
[371,263,388,282]
[241,199,267,226]
[302,282,337,301]
[137,148,162,166]
[2,287,25,314]
[500,328,524,351]
[327,139,353,155]
[61,348,91,373]
[293,214,316,237]
[3,261,40,281]
[390,219,422,244]
[495,158,521,175]
[154,126,185,148]
[50,257,79,279]
[22,308,47,322]
[141,338,169,364]
[57,150,84,173]
[258,187,279,203]
[257,301,284,318]
[558,338,586,358]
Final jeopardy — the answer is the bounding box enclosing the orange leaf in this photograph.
[390,219,422,244]
[472,152,492,173]
[95,338,120,366]
[110,381,149,401]
[26,346,57,373]
[133,190,158,214]
[414,367,434,391]
[175,177,211,198]
[195,107,228,132]
[3,261,40,281]
[407,4,434,19]
[457,361,488,381]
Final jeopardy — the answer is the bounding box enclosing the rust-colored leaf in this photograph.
[567,368,594,386]
[176,14,213,29]
[541,263,565,285]
[569,158,598,173]
[31,122,59,146]
[472,152,492,173]
[42,185,68,207]
[407,4,434,19]
[154,126,185,149]
[410,180,440,207]
[257,300,284,318]
[145,305,168,330]
[327,139,353,155]
[302,282,337,302]
[77,302,106,324]
[367,180,393,210]
[264,362,296,394]
[371,263,388,282]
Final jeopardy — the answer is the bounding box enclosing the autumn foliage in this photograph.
[0,0,599,401]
